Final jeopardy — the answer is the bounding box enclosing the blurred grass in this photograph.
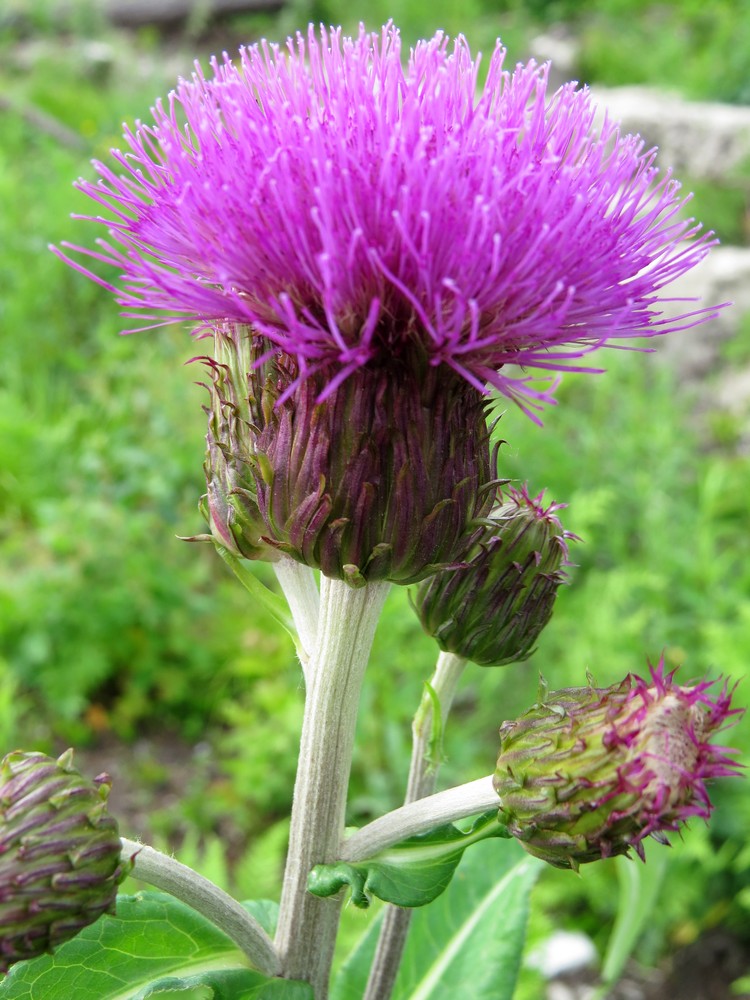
[1,0,749,987]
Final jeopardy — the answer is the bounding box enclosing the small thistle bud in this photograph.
[0,749,129,972]
[414,485,573,665]
[493,661,743,870]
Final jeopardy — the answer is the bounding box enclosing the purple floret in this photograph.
[55,23,720,416]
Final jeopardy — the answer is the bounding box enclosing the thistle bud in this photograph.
[0,749,128,972]
[197,327,496,586]
[414,485,573,665]
[493,661,743,870]
[253,355,495,586]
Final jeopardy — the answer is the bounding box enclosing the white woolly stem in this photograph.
[341,775,498,862]
[275,577,390,998]
[121,838,278,975]
[405,651,467,801]
[273,558,320,674]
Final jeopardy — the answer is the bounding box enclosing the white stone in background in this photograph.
[532,81,750,392]
[79,40,115,68]
[527,929,599,978]
[528,30,580,92]
[654,246,750,381]
[547,984,577,1000]
[591,86,750,181]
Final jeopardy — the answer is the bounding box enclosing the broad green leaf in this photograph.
[332,839,541,1000]
[309,812,510,909]
[393,842,543,1000]
[395,840,541,1000]
[241,900,280,939]
[140,971,312,999]
[0,892,310,1000]
[140,985,212,999]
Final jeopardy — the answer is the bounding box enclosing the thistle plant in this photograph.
[9,20,741,1000]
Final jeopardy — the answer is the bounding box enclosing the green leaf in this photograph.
[217,550,297,645]
[0,892,311,1000]
[332,839,541,1000]
[140,971,312,999]
[240,899,280,939]
[309,812,510,909]
[139,984,213,999]
[329,912,383,1000]
[394,841,541,1000]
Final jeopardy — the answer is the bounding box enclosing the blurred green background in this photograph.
[1,0,748,994]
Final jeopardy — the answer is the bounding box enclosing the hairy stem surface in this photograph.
[121,838,278,974]
[341,775,498,862]
[275,577,390,998]
[273,558,320,672]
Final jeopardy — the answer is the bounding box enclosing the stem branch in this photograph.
[273,558,320,672]
[405,651,467,801]
[341,775,497,862]
[120,838,278,975]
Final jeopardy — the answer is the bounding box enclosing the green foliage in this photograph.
[2,2,749,992]
[0,892,311,999]
[575,0,750,104]
[297,0,484,43]
[309,812,510,909]
[332,840,541,999]
[0,30,252,741]
[596,853,669,996]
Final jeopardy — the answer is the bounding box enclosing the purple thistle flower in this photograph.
[494,658,743,869]
[54,23,719,417]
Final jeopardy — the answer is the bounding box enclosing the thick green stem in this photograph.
[363,651,467,1000]
[275,577,390,998]
[120,838,278,975]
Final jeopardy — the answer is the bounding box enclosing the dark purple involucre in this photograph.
[55,23,719,416]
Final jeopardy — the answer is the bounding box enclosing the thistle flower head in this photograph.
[0,749,129,972]
[207,328,495,584]
[415,484,574,664]
[56,23,719,417]
[494,659,743,870]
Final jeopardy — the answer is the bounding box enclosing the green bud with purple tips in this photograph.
[493,661,743,870]
[0,749,129,972]
[414,485,573,665]
[189,325,280,562]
